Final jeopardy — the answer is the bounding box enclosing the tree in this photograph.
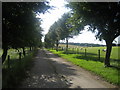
[57,13,73,51]
[2,2,50,63]
[44,33,55,48]
[44,13,74,51]
[44,21,60,51]
[67,2,120,67]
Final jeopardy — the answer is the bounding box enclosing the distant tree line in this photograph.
[60,42,120,47]
[60,43,106,47]
[117,44,120,46]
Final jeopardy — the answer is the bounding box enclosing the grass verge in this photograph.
[48,49,119,86]
[2,49,38,88]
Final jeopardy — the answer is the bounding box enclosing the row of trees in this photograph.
[45,2,120,67]
[44,13,74,51]
[2,2,50,63]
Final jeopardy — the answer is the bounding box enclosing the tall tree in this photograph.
[44,33,55,48]
[44,13,74,50]
[2,2,50,63]
[67,2,120,67]
[57,13,73,50]
[44,21,60,51]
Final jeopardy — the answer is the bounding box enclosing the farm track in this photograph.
[20,49,118,88]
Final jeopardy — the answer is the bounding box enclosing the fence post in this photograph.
[85,48,86,57]
[19,52,22,61]
[98,49,100,61]
[79,48,80,54]
[61,47,63,51]
[8,55,10,69]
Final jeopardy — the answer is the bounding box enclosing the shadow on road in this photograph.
[19,49,82,88]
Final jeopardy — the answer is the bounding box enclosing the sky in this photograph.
[36,0,120,45]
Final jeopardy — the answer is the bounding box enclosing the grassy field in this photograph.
[0,48,30,59]
[48,45,119,85]
[59,44,119,67]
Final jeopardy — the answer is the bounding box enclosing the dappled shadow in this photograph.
[20,73,71,88]
[18,49,82,88]
[74,55,119,70]
[107,65,120,70]
[49,49,119,70]
[74,55,104,62]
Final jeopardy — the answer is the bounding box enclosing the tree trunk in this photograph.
[30,47,32,51]
[66,38,68,51]
[2,47,8,64]
[104,41,112,67]
[56,40,59,52]
[22,47,26,56]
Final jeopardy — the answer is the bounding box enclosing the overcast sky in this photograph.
[36,0,120,45]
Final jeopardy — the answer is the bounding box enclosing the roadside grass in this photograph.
[48,49,119,85]
[2,48,38,88]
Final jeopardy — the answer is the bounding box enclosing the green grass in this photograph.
[58,46,119,67]
[0,48,2,57]
[2,48,38,88]
[48,48,119,85]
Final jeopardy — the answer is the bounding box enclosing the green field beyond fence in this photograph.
[58,44,119,67]
[48,45,119,85]
[1,48,37,88]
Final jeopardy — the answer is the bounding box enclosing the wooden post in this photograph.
[98,49,100,61]
[19,52,22,61]
[8,55,10,69]
[22,47,26,56]
[85,48,86,57]
[30,47,32,51]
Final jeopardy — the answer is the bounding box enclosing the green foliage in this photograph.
[2,2,47,49]
[44,33,55,48]
[48,47,119,85]
[66,2,120,40]
[44,13,73,48]
[66,2,120,66]
[2,2,50,63]
[57,13,72,39]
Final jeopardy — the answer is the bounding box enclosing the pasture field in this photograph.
[48,45,119,85]
[0,48,30,59]
[59,44,119,66]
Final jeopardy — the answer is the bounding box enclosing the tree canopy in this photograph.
[66,2,120,66]
[2,2,50,63]
[44,13,73,50]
